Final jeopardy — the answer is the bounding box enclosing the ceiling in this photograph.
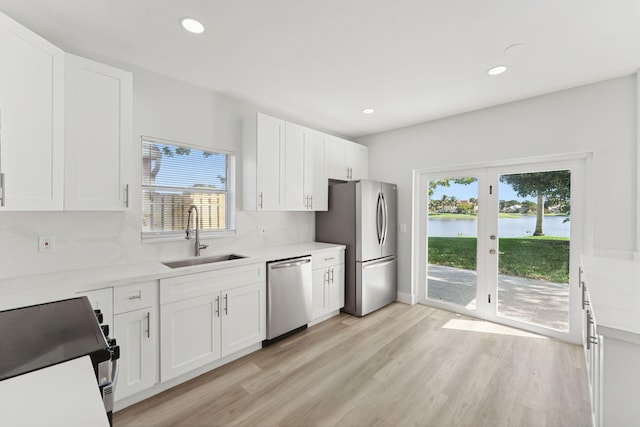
[1,0,639,138]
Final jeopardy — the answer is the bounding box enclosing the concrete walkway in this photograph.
[427,264,569,331]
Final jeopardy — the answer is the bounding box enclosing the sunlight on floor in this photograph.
[441,318,548,339]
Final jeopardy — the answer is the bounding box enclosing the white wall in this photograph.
[357,75,637,297]
[0,67,315,280]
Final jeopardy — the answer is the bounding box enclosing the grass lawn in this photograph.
[428,236,570,283]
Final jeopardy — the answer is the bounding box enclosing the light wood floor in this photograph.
[114,303,591,427]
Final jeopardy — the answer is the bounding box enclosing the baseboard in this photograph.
[396,291,416,305]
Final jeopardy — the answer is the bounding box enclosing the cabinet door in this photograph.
[0,12,64,210]
[114,307,157,400]
[312,268,329,320]
[64,54,132,210]
[326,136,348,180]
[256,113,285,210]
[284,122,305,210]
[328,263,345,312]
[305,130,327,211]
[160,294,221,381]
[347,142,368,180]
[221,282,266,357]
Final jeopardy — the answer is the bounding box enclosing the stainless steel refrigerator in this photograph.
[315,180,397,316]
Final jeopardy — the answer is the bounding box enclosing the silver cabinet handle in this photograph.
[305,195,308,209]
[224,294,228,315]
[124,184,129,208]
[0,173,5,207]
[586,311,598,349]
[578,266,583,288]
[215,295,220,317]
[259,192,263,209]
[582,282,589,310]
[330,268,334,283]
[310,195,313,209]
[323,257,335,261]
[128,293,142,300]
[145,312,150,338]
[324,270,328,284]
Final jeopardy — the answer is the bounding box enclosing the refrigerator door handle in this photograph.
[381,192,388,246]
[362,256,397,269]
[376,193,383,244]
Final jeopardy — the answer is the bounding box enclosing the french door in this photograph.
[418,159,584,342]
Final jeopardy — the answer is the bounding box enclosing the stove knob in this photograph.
[101,324,109,337]
[107,338,117,347]
[93,309,103,324]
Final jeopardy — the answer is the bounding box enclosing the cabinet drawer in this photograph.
[160,263,266,305]
[114,281,157,314]
[312,249,344,269]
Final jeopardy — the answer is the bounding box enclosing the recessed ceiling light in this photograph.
[362,108,375,114]
[487,65,508,76]
[180,17,205,34]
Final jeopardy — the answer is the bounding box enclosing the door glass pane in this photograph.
[427,177,478,310]
[496,170,570,331]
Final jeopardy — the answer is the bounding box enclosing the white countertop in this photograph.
[581,255,640,343]
[0,242,345,311]
[0,356,110,427]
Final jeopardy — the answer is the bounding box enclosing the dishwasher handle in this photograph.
[270,258,311,269]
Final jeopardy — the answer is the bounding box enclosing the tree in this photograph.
[499,171,570,236]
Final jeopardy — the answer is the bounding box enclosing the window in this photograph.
[141,138,236,238]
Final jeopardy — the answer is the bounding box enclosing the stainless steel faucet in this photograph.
[185,205,209,256]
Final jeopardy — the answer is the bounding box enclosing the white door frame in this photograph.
[411,153,592,343]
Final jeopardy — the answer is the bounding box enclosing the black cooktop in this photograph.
[0,297,108,381]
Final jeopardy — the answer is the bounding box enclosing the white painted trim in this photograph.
[396,291,416,305]
[636,70,640,257]
[412,152,591,176]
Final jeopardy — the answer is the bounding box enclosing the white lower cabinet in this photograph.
[581,260,640,427]
[161,293,221,380]
[114,307,157,400]
[112,281,158,401]
[160,263,266,382]
[221,282,266,357]
[311,249,345,321]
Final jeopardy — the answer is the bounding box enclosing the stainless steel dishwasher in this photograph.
[265,255,313,341]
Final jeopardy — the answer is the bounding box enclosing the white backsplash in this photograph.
[0,209,315,280]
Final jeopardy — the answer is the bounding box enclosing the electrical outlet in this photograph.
[38,235,55,253]
[257,226,267,236]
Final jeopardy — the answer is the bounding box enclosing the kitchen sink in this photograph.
[162,254,246,269]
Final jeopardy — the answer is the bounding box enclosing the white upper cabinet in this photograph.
[326,136,368,181]
[326,136,348,180]
[284,123,327,211]
[244,112,367,210]
[0,12,64,210]
[64,54,132,210]
[243,113,286,210]
[346,141,368,181]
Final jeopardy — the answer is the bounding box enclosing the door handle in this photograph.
[363,256,397,269]
[271,258,311,269]
[381,193,388,245]
[224,294,228,315]
[145,312,150,338]
[215,295,220,317]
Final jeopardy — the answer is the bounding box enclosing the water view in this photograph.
[428,215,570,238]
